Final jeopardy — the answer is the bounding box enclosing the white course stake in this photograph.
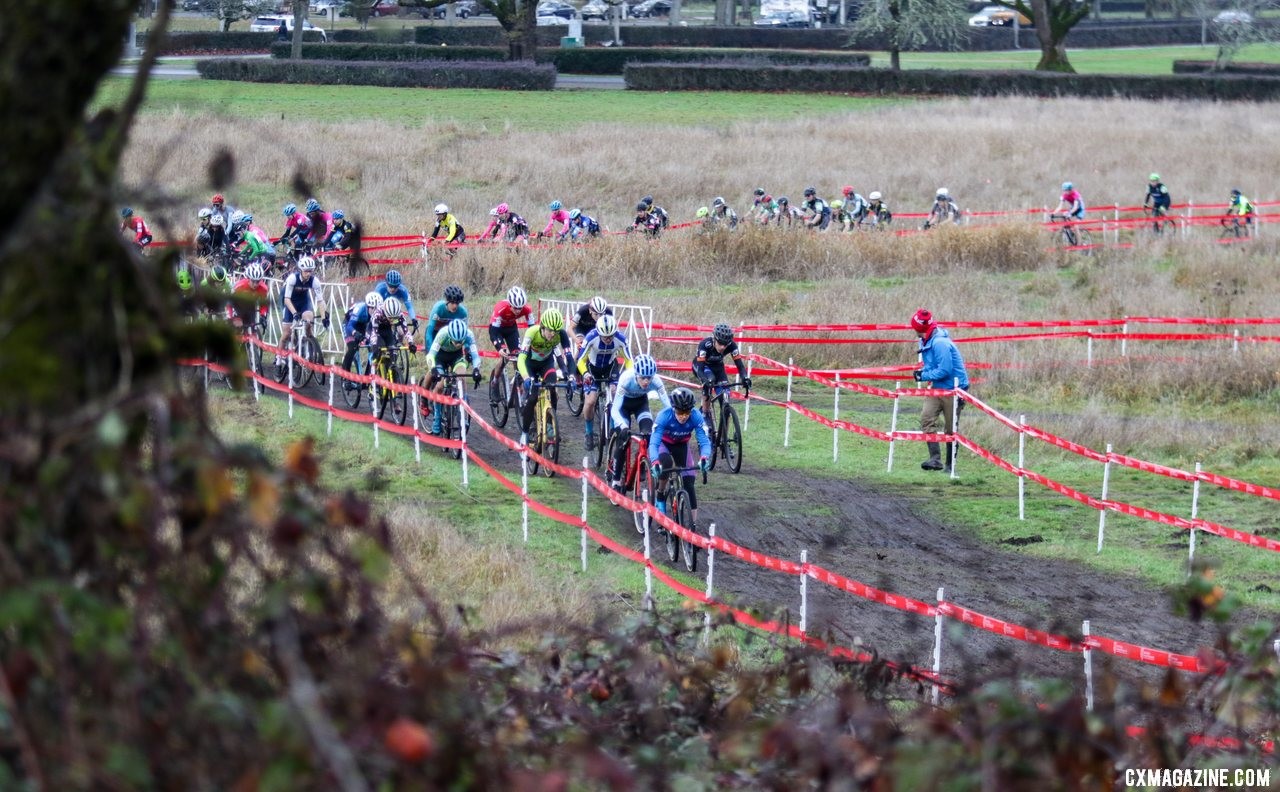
[704,522,717,640]
[203,350,210,391]
[411,391,422,463]
[580,456,589,572]
[1097,444,1112,553]
[1121,319,1129,358]
[1274,638,1280,664]
[1233,328,1240,355]
[887,383,900,472]
[949,377,960,480]
[799,549,808,635]
[932,587,945,706]
[744,347,753,428]
[1018,415,1027,521]
[520,432,529,542]
[326,362,335,437]
[642,489,653,611]
[287,354,295,419]
[1087,334,1093,368]
[832,372,841,462]
[370,376,379,450]
[1083,620,1094,712]
[1188,462,1202,569]
[783,358,794,448]
[459,394,470,488]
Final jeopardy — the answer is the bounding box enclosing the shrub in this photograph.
[196,58,556,90]
[1173,59,1280,76]
[270,42,508,61]
[331,27,415,43]
[136,30,325,54]
[545,46,870,75]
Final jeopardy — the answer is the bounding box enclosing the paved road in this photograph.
[111,60,626,89]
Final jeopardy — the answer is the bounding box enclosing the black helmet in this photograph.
[713,323,734,344]
[778,196,789,205]
[803,186,816,197]
[636,201,648,212]
[641,195,653,207]
[671,387,695,413]
[753,187,765,197]
[444,284,464,303]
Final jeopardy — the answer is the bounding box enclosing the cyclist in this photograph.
[177,268,197,317]
[567,208,600,241]
[1143,174,1170,219]
[227,262,270,331]
[280,203,312,248]
[516,307,572,435]
[802,186,831,231]
[774,196,797,227]
[236,213,276,272]
[629,201,662,236]
[120,207,153,251]
[226,210,247,252]
[340,291,383,391]
[324,210,356,252]
[695,206,712,230]
[275,256,329,371]
[572,295,612,357]
[369,296,414,370]
[539,200,571,241]
[608,353,671,493]
[709,196,738,229]
[375,270,417,340]
[489,285,533,384]
[422,318,483,436]
[575,313,632,451]
[755,194,777,225]
[195,208,215,256]
[840,186,869,227]
[209,193,235,229]
[923,188,961,229]
[751,187,768,215]
[1223,188,1255,232]
[648,387,712,528]
[640,196,669,229]
[693,322,750,413]
[860,192,892,228]
[430,203,465,257]
[1054,181,1086,221]
[302,198,332,250]
[200,264,231,300]
[425,285,467,345]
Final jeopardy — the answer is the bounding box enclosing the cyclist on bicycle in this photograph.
[517,307,572,435]
[209,193,236,230]
[640,196,669,229]
[802,187,831,231]
[539,200,571,242]
[648,387,712,529]
[275,256,329,371]
[369,296,414,367]
[923,188,961,229]
[430,203,466,257]
[280,203,312,247]
[236,214,277,272]
[709,197,738,229]
[324,210,355,252]
[1224,188,1255,230]
[1143,174,1170,215]
[1054,181,1086,221]
[423,318,483,436]
[859,192,892,228]
[195,208,215,256]
[489,285,533,382]
[425,285,467,345]
[302,198,332,251]
[755,193,777,225]
[227,262,270,330]
[177,268,197,317]
[375,270,418,341]
[120,207,153,251]
[751,187,768,215]
[573,295,613,356]
[200,264,231,298]
[693,322,750,411]
[608,353,671,493]
[568,208,601,241]
[575,313,632,451]
[339,291,383,391]
[629,202,662,236]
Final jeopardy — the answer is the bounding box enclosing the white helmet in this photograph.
[198,207,213,220]
[506,286,527,310]
[210,214,224,227]
[489,208,499,217]
[597,314,618,337]
[589,295,608,314]
[364,291,383,309]
[936,187,949,198]
[433,203,449,215]
[245,263,265,281]
[230,210,246,225]
[382,297,404,318]
[869,191,882,201]
[297,256,316,272]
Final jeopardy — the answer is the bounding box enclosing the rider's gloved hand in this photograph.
[322,315,330,329]
[699,456,710,474]
[582,372,595,388]
[912,370,923,382]
[408,342,418,355]
[741,376,751,390]
[523,377,533,393]
[472,367,482,387]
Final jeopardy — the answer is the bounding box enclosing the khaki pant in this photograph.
[920,393,959,436]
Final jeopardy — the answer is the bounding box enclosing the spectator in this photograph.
[911,309,969,473]
[277,19,289,42]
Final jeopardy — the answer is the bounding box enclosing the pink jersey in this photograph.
[481,216,501,240]
[489,299,533,329]
[542,209,570,237]
[284,212,311,236]
[305,211,332,242]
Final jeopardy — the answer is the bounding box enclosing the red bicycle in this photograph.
[606,430,651,534]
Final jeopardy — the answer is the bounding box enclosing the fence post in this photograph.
[1087,334,1093,368]
[203,350,210,391]
[1018,414,1027,521]
[520,432,529,543]
[1121,318,1129,358]
[948,377,960,480]
[783,357,793,448]
[326,360,335,437]
[887,383,900,472]
[370,373,379,450]
[704,522,717,641]
[799,548,808,635]
[251,344,261,402]
[1112,203,1119,246]
[832,372,840,462]
[287,353,295,419]
[744,346,753,429]
[1097,444,1112,553]
[1083,620,1094,712]
[1188,461,1202,570]
[1233,328,1240,355]
[642,489,653,610]
[1185,199,1193,239]
[932,587,945,707]
[411,391,422,463]
[1274,638,1280,664]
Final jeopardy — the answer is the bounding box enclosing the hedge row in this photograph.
[271,42,870,73]
[1172,60,1280,76]
[623,62,1280,101]
[331,28,416,43]
[136,30,326,53]
[196,58,556,90]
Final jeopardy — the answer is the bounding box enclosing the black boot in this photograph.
[944,443,954,473]
[921,442,944,471]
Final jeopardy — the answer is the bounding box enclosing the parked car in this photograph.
[309,1,342,19]
[968,5,1030,26]
[1213,9,1253,24]
[369,0,400,17]
[429,0,479,17]
[628,0,672,17]
[580,0,610,20]
[537,0,577,19]
[249,15,329,41]
[752,9,811,27]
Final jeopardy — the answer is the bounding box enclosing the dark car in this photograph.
[536,0,577,19]
[628,0,671,17]
[752,9,811,26]
[429,0,479,17]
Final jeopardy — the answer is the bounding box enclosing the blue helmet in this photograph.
[634,354,656,378]
[332,209,344,220]
[120,207,134,218]
[241,213,253,225]
[1062,181,1073,191]
[446,318,469,342]
[305,198,321,213]
[283,203,297,217]
[549,200,562,211]
[385,270,402,288]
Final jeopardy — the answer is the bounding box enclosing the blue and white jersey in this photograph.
[610,367,670,428]
[343,302,374,336]
[576,328,631,373]
[374,283,414,318]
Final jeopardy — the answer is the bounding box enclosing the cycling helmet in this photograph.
[446,318,469,342]
[842,185,854,197]
[712,196,726,207]
[641,195,653,207]
[1061,182,1073,192]
[211,193,225,205]
[121,207,134,218]
[245,262,265,281]
[283,203,297,217]
[496,202,509,215]
[832,200,845,210]
[443,285,464,303]
[176,270,193,290]
[597,314,618,336]
[868,192,882,201]
[489,208,499,217]
[549,200,562,211]
[385,270,402,288]
[241,213,254,225]
[589,295,608,314]
[382,297,404,318]
[778,196,790,205]
[506,285,527,310]
[297,256,316,272]
[635,202,649,212]
[713,322,734,345]
[365,291,383,309]
[670,387,696,413]
[803,186,816,197]
[910,308,935,334]
[434,203,449,215]
[936,187,949,198]
[332,210,344,220]
[569,208,581,220]
[753,187,765,197]
[696,207,709,219]
[1230,188,1242,198]
[198,207,213,220]
[539,307,565,332]
[1148,173,1160,182]
[633,354,656,378]
[209,265,227,283]
[304,198,321,213]
[210,214,224,227]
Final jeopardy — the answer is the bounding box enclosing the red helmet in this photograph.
[842,185,854,197]
[911,309,935,335]
[211,193,224,205]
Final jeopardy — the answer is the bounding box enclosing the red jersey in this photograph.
[489,299,533,329]
[121,215,150,242]
[229,278,271,320]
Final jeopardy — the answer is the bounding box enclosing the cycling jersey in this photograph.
[570,215,600,239]
[610,367,670,430]
[1060,190,1086,219]
[425,324,481,370]
[343,302,375,338]
[631,212,662,235]
[426,299,467,342]
[432,213,465,244]
[928,198,961,225]
[517,323,570,378]
[649,407,712,465]
[649,206,669,228]
[1230,195,1256,216]
[693,336,746,379]
[122,215,152,245]
[576,328,632,374]
[304,211,332,245]
[542,208,570,238]
[239,225,274,261]
[489,299,533,330]
[325,219,356,250]
[503,213,531,240]
[282,211,311,242]
[804,197,831,230]
[374,283,414,318]
[711,206,738,229]
[281,270,322,314]
[228,278,269,323]
[862,201,891,225]
[1145,183,1170,210]
[573,303,612,338]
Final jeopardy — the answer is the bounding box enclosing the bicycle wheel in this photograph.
[489,369,509,428]
[662,482,679,564]
[273,342,291,384]
[450,385,468,461]
[308,335,327,389]
[374,359,391,421]
[704,405,719,472]
[347,253,371,279]
[631,451,651,535]
[243,338,262,379]
[1076,228,1094,255]
[1060,228,1077,249]
[341,352,364,409]
[289,339,312,389]
[527,394,542,476]
[721,404,743,474]
[594,406,610,469]
[541,406,559,477]
[674,490,697,573]
[389,358,409,426]
[565,377,584,417]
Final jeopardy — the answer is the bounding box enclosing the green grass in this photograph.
[874,43,1280,74]
[93,77,905,129]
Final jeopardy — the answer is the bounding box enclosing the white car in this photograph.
[249,15,328,41]
[1213,9,1253,24]
[968,5,1030,26]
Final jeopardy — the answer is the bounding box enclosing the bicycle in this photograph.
[606,429,652,535]
[560,357,584,417]
[524,377,562,478]
[274,319,327,390]
[701,380,747,474]
[586,374,617,469]
[488,348,522,428]
[1143,205,1175,236]
[1048,213,1094,254]
[371,343,411,426]
[651,464,706,573]
[1219,215,1252,240]
[341,341,372,410]
[432,365,479,460]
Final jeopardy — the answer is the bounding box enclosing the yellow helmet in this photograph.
[540,307,564,332]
